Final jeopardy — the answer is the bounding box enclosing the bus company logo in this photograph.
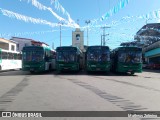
[2,112,11,117]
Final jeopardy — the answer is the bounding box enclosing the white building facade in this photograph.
[0,38,17,52]
[10,37,49,52]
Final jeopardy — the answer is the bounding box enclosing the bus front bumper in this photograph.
[87,64,110,72]
[117,64,142,73]
[57,64,79,71]
[22,65,45,72]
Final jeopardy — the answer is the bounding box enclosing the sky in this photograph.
[0,0,160,50]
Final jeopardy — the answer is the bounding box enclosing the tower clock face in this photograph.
[76,34,80,40]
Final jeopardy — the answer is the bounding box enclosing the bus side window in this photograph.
[13,53,16,60]
[15,53,18,60]
[2,52,8,59]
[45,51,49,61]
[17,54,22,60]
[8,53,14,60]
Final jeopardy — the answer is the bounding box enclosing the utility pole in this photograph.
[101,26,110,46]
[85,20,91,46]
[60,24,62,47]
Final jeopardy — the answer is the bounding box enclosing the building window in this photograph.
[11,45,15,51]
[17,44,19,50]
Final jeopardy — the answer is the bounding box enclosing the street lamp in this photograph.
[58,22,63,47]
[85,20,91,46]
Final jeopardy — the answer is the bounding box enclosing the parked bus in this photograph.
[0,48,22,71]
[86,46,111,72]
[111,46,142,75]
[56,46,83,72]
[22,46,56,73]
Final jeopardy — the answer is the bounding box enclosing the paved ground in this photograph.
[0,69,160,120]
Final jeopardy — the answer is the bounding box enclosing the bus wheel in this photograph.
[131,72,135,75]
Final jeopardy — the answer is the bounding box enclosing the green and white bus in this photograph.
[56,46,83,72]
[22,46,56,73]
[111,46,142,75]
[86,46,111,72]
[0,48,22,71]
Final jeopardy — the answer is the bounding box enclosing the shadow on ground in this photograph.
[142,69,160,73]
[0,69,138,77]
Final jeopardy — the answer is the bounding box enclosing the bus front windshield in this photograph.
[87,49,110,62]
[57,51,76,62]
[118,51,142,63]
[23,50,44,62]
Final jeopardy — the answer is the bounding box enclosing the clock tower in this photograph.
[72,28,84,51]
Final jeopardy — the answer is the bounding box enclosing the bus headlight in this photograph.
[123,65,128,68]
[91,65,96,67]
[105,65,109,68]
[59,64,64,66]
[25,65,30,67]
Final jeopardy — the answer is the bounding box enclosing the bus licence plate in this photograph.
[30,68,34,71]
[96,68,100,71]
